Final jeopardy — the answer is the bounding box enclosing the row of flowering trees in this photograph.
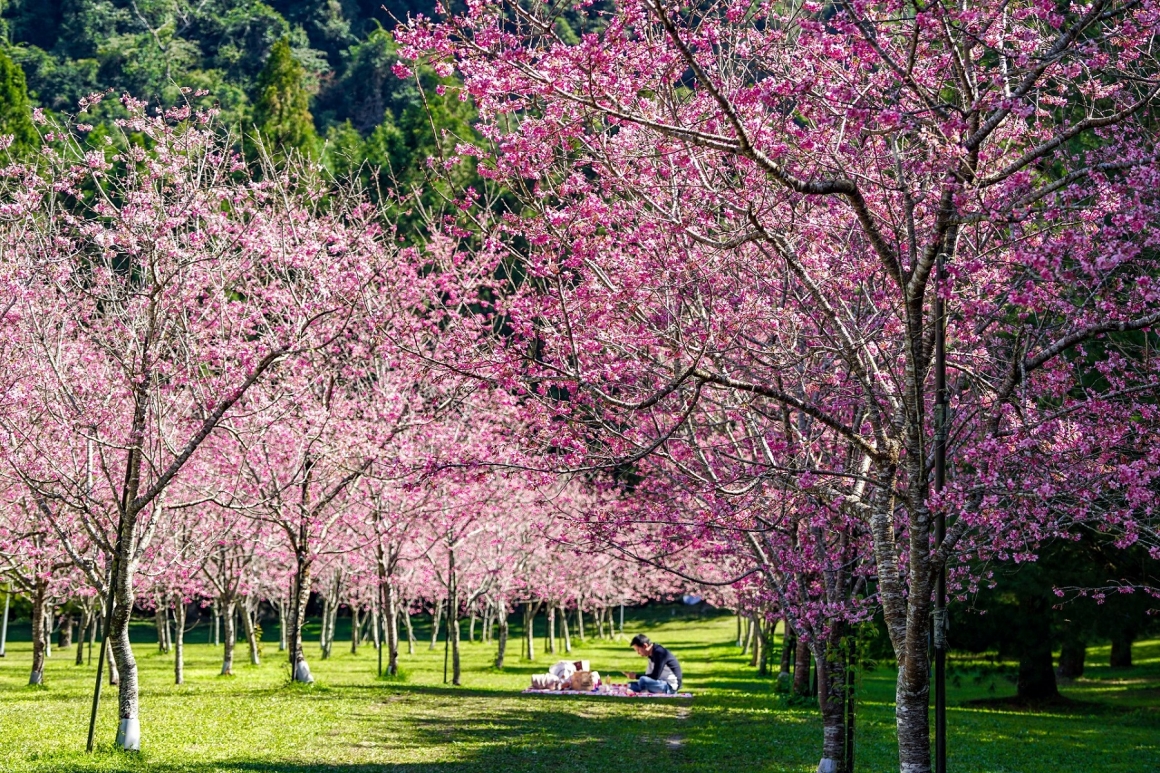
[0,97,673,751]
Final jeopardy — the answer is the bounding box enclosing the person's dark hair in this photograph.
[630,634,650,648]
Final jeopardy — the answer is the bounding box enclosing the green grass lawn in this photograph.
[0,606,1156,772]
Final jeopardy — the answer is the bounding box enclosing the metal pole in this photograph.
[933,249,949,773]
[0,583,10,657]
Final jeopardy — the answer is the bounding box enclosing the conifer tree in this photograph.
[250,38,317,161]
[0,48,38,157]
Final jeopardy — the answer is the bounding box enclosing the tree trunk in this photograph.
[813,630,849,773]
[76,601,93,666]
[403,602,415,655]
[320,596,331,659]
[450,597,462,686]
[220,597,237,675]
[524,601,537,661]
[1110,632,1134,668]
[59,613,74,650]
[29,589,46,685]
[561,606,572,653]
[212,601,220,647]
[242,600,260,666]
[429,599,442,651]
[794,636,811,696]
[576,605,585,643]
[173,599,186,685]
[109,546,140,750]
[1057,638,1086,680]
[780,621,795,675]
[288,554,314,684]
[350,605,360,655]
[547,605,557,655]
[0,585,9,658]
[106,634,119,685]
[596,605,605,639]
[385,582,399,675]
[155,605,167,654]
[278,598,287,652]
[750,614,763,667]
[495,598,509,668]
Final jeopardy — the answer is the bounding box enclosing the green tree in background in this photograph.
[0,47,38,156]
[250,36,317,161]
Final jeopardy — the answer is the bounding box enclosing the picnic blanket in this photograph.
[522,685,693,699]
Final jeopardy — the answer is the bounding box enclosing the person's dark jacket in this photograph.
[645,643,682,689]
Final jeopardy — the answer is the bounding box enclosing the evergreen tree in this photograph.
[0,47,38,156]
[250,37,318,161]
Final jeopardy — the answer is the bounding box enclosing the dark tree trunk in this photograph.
[1057,638,1086,679]
[58,613,74,650]
[793,635,811,696]
[1110,632,1134,668]
[1016,595,1058,700]
[29,590,46,685]
[173,600,186,685]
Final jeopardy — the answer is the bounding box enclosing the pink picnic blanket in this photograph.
[522,685,693,699]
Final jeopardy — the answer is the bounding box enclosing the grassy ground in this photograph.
[0,606,1156,772]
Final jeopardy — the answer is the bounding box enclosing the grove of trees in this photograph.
[0,2,1158,773]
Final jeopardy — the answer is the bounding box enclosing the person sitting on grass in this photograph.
[624,634,682,694]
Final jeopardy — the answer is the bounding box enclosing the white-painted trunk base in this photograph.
[115,718,141,751]
[294,660,314,684]
[816,758,840,773]
[28,670,43,685]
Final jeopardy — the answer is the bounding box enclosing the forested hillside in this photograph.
[0,0,500,186]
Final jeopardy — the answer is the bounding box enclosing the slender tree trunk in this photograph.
[106,634,119,685]
[780,623,795,675]
[794,636,811,696]
[576,604,585,643]
[109,543,140,750]
[76,602,93,666]
[29,588,46,685]
[155,605,167,654]
[320,596,331,659]
[220,597,237,675]
[45,603,53,658]
[524,601,537,661]
[547,605,557,655]
[597,605,605,639]
[242,600,260,666]
[450,597,462,686]
[385,582,399,675]
[173,600,186,685]
[403,602,415,655]
[737,614,744,648]
[212,601,220,647]
[429,599,443,651]
[163,606,172,653]
[350,605,360,655]
[1057,638,1086,679]
[0,585,9,658]
[59,613,74,650]
[561,606,572,653]
[495,598,509,668]
[288,553,314,684]
[278,598,287,652]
